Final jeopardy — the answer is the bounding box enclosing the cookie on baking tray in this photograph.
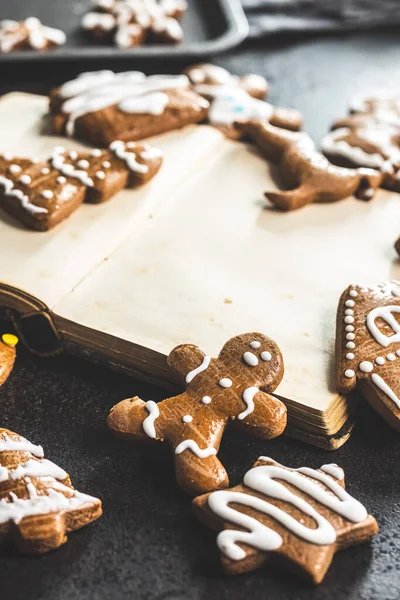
[322,94,400,192]
[0,334,18,388]
[193,456,378,584]
[184,63,302,139]
[49,71,209,146]
[0,141,163,230]
[236,120,382,211]
[336,280,400,431]
[0,428,102,554]
[0,18,66,53]
[107,333,287,495]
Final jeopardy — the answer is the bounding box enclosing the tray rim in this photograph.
[0,0,249,63]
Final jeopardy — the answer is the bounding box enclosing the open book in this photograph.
[1,93,399,449]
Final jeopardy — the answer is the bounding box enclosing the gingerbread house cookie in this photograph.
[107,333,287,496]
[193,456,378,584]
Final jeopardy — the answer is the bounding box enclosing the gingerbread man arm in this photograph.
[232,390,287,439]
[107,396,163,443]
[0,334,18,387]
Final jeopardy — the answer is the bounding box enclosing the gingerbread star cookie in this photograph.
[0,334,18,387]
[237,120,382,211]
[0,428,102,554]
[0,141,163,230]
[107,333,287,495]
[184,64,302,139]
[49,70,209,146]
[336,281,400,431]
[193,456,378,584]
[0,18,66,53]
[322,94,400,192]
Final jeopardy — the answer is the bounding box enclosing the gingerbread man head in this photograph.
[107,332,287,495]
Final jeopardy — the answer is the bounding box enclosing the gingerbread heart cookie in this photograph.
[0,428,102,554]
[0,142,162,230]
[237,120,382,211]
[0,18,66,53]
[193,456,378,584]
[336,281,400,431]
[49,71,209,146]
[0,334,18,388]
[107,333,287,495]
[322,95,400,192]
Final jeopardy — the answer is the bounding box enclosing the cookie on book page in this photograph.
[0,428,102,554]
[0,18,66,53]
[0,142,163,230]
[336,281,400,431]
[193,456,378,584]
[107,333,287,496]
[0,334,18,387]
[236,120,382,211]
[49,71,209,147]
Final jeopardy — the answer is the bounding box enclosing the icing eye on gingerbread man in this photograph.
[107,332,287,495]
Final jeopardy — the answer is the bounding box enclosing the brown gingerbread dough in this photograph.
[108,333,287,495]
[0,334,18,387]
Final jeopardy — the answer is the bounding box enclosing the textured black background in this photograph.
[1,27,400,600]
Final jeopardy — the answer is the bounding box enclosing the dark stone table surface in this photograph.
[0,28,400,600]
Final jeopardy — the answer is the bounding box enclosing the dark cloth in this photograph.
[242,0,400,37]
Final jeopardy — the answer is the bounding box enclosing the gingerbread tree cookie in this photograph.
[0,334,18,388]
[0,427,102,554]
[336,281,400,431]
[107,333,287,495]
[237,120,382,211]
[193,456,378,584]
[322,94,400,192]
[0,18,66,53]
[49,71,208,146]
[0,141,163,230]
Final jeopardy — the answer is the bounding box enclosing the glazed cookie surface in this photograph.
[336,281,400,431]
[107,333,287,495]
[0,18,66,53]
[193,456,378,584]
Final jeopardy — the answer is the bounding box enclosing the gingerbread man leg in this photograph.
[265,184,315,212]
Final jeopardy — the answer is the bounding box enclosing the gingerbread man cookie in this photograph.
[193,456,378,584]
[322,95,400,192]
[0,428,102,554]
[237,120,382,211]
[0,141,163,230]
[49,71,209,146]
[336,281,400,431]
[0,18,66,53]
[0,334,18,388]
[107,333,287,495]
[184,64,302,139]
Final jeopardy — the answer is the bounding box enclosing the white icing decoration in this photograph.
[344,316,355,324]
[345,369,355,378]
[109,140,149,174]
[345,300,355,307]
[206,87,274,126]
[68,151,78,160]
[387,353,396,361]
[201,396,211,405]
[95,171,106,180]
[8,164,21,174]
[238,387,258,420]
[371,373,400,409]
[249,341,261,349]
[0,176,48,215]
[185,355,211,384]
[366,305,400,347]
[322,127,388,169]
[41,190,53,199]
[345,325,354,332]
[51,148,94,187]
[346,342,356,349]
[346,353,355,360]
[320,464,345,480]
[91,149,102,157]
[376,357,385,365]
[19,175,31,185]
[7,458,67,482]
[182,415,193,423]
[175,440,217,458]
[346,333,355,340]
[208,461,368,561]
[23,17,66,50]
[219,378,232,388]
[142,400,159,439]
[77,159,90,169]
[0,434,44,457]
[243,352,258,367]
[82,12,116,31]
[345,309,354,316]
[260,351,272,361]
[359,361,373,373]
[349,290,358,297]
[102,161,111,168]
[40,167,50,175]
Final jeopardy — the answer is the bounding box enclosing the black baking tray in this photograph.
[0,0,249,62]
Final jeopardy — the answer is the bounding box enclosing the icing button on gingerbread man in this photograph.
[107,333,287,495]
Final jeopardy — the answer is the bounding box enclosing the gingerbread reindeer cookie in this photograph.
[49,71,209,146]
[107,333,287,495]
[193,456,378,584]
[322,95,400,192]
[0,141,162,230]
[237,121,382,211]
[0,428,102,554]
[0,334,18,388]
[336,281,400,431]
